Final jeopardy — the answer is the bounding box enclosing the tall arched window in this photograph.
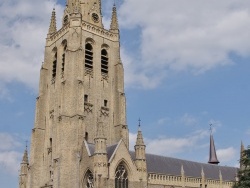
[52,51,57,79]
[85,43,93,70]
[84,170,94,188]
[115,164,128,188]
[101,49,108,74]
[62,42,67,74]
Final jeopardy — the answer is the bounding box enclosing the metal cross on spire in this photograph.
[209,123,213,135]
[138,118,141,128]
[25,140,28,150]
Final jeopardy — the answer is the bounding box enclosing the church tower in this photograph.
[22,1,128,187]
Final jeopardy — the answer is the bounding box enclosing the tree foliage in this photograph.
[233,147,250,188]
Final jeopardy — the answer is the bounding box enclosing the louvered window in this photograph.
[101,49,108,74]
[85,43,93,70]
[52,52,57,79]
[62,44,67,73]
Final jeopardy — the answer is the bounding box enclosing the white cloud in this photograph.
[121,48,165,89]
[180,113,198,126]
[0,133,22,151]
[217,147,237,163]
[0,151,22,175]
[129,129,209,156]
[0,0,64,97]
[119,0,250,88]
[0,133,23,175]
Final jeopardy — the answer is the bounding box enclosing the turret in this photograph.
[134,120,147,184]
[47,9,57,37]
[19,146,29,188]
[94,122,108,187]
[201,167,206,188]
[110,4,119,33]
[208,125,220,165]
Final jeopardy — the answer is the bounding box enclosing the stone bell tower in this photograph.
[20,1,128,187]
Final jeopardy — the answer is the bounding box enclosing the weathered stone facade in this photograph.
[19,1,238,188]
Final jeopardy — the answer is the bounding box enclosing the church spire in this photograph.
[208,125,220,165]
[22,146,29,164]
[110,4,119,33]
[48,9,57,36]
[19,145,29,188]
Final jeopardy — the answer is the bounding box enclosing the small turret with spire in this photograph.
[19,143,29,188]
[208,124,220,165]
[110,3,119,33]
[48,9,57,37]
[134,119,147,183]
[93,121,108,187]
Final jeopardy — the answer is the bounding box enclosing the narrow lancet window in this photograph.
[52,52,57,79]
[101,49,108,74]
[62,43,67,74]
[85,43,93,70]
[115,164,128,188]
[84,95,89,103]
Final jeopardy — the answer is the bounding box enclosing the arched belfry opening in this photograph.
[85,43,93,70]
[115,163,128,188]
[61,40,67,76]
[52,47,58,82]
[83,170,94,188]
[101,49,108,74]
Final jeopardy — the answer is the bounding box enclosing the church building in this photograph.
[19,1,239,187]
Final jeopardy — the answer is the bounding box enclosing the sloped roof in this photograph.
[86,143,118,160]
[130,152,238,181]
[85,143,238,181]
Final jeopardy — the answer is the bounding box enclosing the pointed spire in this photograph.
[48,9,57,35]
[22,143,29,164]
[110,4,119,32]
[208,125,220,165]
[136,119,145,146]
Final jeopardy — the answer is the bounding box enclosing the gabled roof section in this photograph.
[130,152,238,181]
[85,141,118,161]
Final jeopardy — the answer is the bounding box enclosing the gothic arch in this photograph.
[115,161,129,188]
[61,39,67,47]
[85,38,95,45]
[52,46,57,53]
[82,169,94,188]
[101,43,110,50]
[61,40,67,74]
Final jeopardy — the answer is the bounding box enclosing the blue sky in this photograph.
[1,0,250,187]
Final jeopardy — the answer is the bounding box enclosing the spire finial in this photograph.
[209,123,213,135]
[48,8,57,35]
[138,118,141,128]
[110,3,119,32]
[25,140,28,150]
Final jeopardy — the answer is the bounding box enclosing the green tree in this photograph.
[234,147,250,188]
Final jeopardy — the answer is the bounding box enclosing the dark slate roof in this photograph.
[87,143,118,160]
[130,152,238,181]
